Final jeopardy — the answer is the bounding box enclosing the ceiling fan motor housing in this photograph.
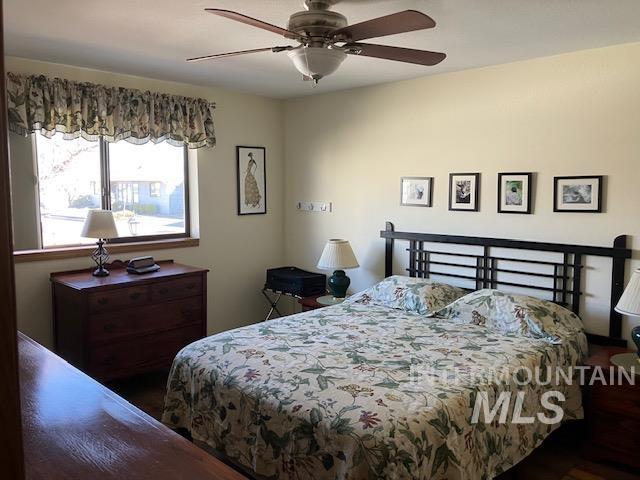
[288,9,348,46]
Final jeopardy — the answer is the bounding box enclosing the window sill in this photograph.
[13,237,199,263]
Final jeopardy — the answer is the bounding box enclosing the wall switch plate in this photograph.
[296,201,332,213]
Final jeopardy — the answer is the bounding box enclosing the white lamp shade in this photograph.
[615,268,640,317]
[317,239,359,270]
[81,210,118,239]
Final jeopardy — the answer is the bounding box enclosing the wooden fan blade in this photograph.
[187,47,290,63]
[205,9,301,40]
[347,43,446,66]
[331,10,435,42]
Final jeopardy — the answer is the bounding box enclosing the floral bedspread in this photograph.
[162,299,587,479]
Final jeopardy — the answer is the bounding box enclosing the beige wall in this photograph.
[7,56,286,348]
[9,43,640,347]
[283,42,640,344]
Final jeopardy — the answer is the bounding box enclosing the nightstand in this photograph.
[298,295,347,311]
[583,345,640,470]
[298,295,324,312]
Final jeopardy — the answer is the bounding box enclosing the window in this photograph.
[108,142,188,239]
[150,182,161,197]
[112,183,139,205]
[34,135,189,248]
[35,136,102,248]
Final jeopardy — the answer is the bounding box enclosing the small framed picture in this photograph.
[401,177,433,207]
[498,172,533,214]
[237,146,266,215]
[449,173,480,211]
[554,175,603,213]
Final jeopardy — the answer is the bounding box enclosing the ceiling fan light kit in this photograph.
[189,0,446,84]
[288,47,346,82]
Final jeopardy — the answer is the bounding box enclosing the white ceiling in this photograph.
[5,0,640,99]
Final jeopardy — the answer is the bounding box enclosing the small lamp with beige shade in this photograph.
[81,210,119,277]
[317,239,359,305]
[612,268,640,373]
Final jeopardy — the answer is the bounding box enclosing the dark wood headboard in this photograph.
[380,222,632,347]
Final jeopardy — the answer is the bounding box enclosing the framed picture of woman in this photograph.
[237,146,266,215]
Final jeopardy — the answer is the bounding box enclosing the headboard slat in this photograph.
[409,240,417,278]
[561,254,570,305]
[475,258,483,290]
[571,254,583,316]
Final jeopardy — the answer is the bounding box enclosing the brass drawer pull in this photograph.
[186,283,196,290]
[97,297,109,305]
[129,292,141,300]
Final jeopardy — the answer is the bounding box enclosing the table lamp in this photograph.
[615,268,640,356]
[317,239,359,298]
[81,210,118,277]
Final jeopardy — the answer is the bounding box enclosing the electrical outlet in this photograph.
[296,201,332,213]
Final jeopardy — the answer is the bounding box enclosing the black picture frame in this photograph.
[449,173,480,212]
[553,175,603,213]
[400,177,433,207]
[236,146,267,216]
[498,172,533,214]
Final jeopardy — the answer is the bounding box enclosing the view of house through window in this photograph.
[35,135,188,248]
[108,141,187,238]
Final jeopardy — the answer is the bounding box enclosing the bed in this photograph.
[162,223,631,479]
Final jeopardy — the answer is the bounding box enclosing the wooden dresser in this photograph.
[51,260,208,381]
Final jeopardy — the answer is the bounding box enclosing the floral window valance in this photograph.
[6,73,216,149]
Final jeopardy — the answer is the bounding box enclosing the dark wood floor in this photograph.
[109,371,640,480]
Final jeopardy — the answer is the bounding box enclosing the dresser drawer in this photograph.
[88,296,203,344]
[88,285,150,313]
[88,324,203,380]
[151,275,202,302]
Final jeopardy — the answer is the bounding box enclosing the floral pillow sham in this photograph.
[348,275,468,315]
[432,289,585,342]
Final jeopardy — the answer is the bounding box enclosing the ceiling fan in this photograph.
[187,0,446,84]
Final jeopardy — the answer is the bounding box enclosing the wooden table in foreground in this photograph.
[19,332,246,480]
